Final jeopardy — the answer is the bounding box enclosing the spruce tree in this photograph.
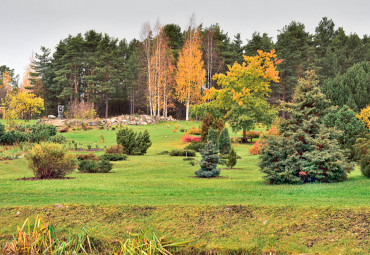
[207,127,219,149]
[135,130,152,155]
[259,71,353,184]
[195,141,221,178]
[219,128,231,154]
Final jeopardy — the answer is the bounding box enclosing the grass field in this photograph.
[0,120,369,254]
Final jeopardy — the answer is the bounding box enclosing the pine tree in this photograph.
[259,71,353,184]
[195,141,221,178]
[135,130,152,155]
[219,128,231,154]
[207,127,219,149]
[226,147,237,169]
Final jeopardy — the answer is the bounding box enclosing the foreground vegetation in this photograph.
[0,121,369,254]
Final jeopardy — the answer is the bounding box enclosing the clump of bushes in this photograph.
[78,159,112,173]
[0,130,28,145]
[105,144,124,154]
[195,141,220,178]
[116,127,152,155]
[26,142,78,179]
[170,149,196,157]
[185,142,206,152]
[27,124,57,143]
[100,153,127,161]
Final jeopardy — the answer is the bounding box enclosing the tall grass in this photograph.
[3,215,92,254]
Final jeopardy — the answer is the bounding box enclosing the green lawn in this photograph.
[0,120,369,254]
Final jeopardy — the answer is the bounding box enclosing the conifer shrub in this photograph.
[0,130,28,145]
[259,72,353,184]
[27,124,57,143]
[116,128,152,155]
[354,134,370,178]
[169,149,196,157]
[207,127,219,149]
[48,134,68,144]
[226,147,237,169]
[100,153,127,161]
[78,159,112,173]
[27,142,78,179]
[195,141,221,178]
[200,113,224,142]
[184,142,206,152]
[219,128,231,154]
[105,144,124,154]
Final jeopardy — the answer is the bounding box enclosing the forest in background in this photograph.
[0,16,369,119]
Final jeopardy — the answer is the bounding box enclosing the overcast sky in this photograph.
[1,0,369,78]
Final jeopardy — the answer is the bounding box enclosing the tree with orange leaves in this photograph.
[204,50,282,140]
[175,23,205,121]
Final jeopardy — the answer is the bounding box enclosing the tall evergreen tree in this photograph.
[244,32,274,57]
[260,71,353,184]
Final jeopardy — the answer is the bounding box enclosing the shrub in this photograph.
[0,122,5,137]
[170,149,196,157]
[195,141,221,178]
[242,131,261,138]
[116,127,152,155]
[100,153,127,161]
[58,126,69,133]
[354,134,370,178]
[158,151,169,155]
[65,101,97,119]
[180,128,185,132]
[135,130,152,155]
[76,153,99,161]
[248,139,265,155]
[26,142,78,179]
[0,147,22,160]
[184,142,206,152]
[27,124,57,143]
[181,133,201,143]
[219,128,231,154]
[1,130,28,145]
[183,157,195,161]
[48,134,68,144]
[188,127,201,135]
[200,113,224,142]
[207,127,219,149]
[226,148,237,169]
[78,159,112,173]
[105,144,124,154]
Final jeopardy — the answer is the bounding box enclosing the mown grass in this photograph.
[0,120,369,254]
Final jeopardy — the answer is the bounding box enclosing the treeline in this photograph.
[6,17,370,118]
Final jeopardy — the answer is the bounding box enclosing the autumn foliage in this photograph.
[181,133,201,143]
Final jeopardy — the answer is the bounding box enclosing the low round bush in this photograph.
[184,142,206,152]
[48,134,68,144]
[78,159,113,173]
[76,153,99,161]
[26,142,78,179]
[100,153,127,161]
[170,149,196,157]
[1,130,28,145]
[105,144,124,154]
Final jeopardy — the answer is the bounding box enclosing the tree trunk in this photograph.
[186,93,190,121]
[243,127,246,139]
[105,93,109,118]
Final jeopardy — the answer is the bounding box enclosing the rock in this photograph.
[16,211,21,216]
[54,204,64,209]
[48,115,56,119]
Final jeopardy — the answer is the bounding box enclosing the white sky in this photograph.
[0,0,369,78]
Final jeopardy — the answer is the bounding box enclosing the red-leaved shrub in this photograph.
[181,133,201,143]
[248,139,265,155]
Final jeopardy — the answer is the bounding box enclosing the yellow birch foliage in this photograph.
[6,91,44,120]
[175,29,205,119]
